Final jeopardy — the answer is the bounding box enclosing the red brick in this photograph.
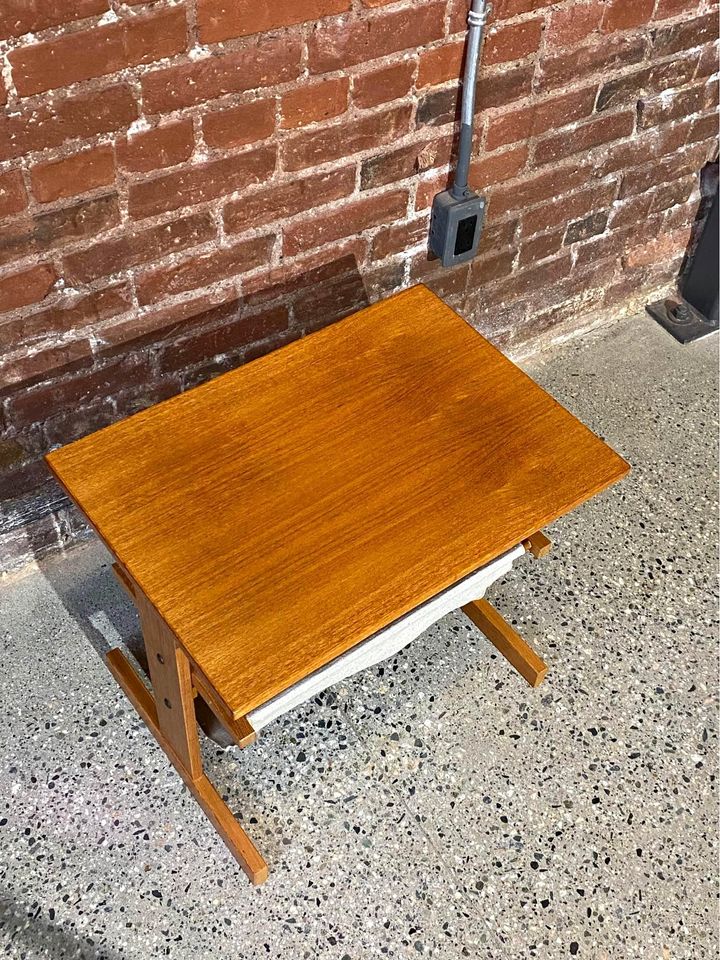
[545,1,604,48]
[360,136,453,190]
[620,144,708,198]
[10,7,187,97]
[64,212,216,284]
[30,145,115,204]
[518,228,564,266]
[418,41,464,88]
[564,210,608,244]
[601,0,654,33]
[485,86,597,150]
[534,110,635,166]
[284,188,409,257]
[0,264,56,314]
[6,354,152,428]
[128,145,277,219]
[521,181,619,236]
[653,0,700,19]
[0,195,120,270]
[596,55,699,112]
[136,236,273,305]
[371,216,429,259]
[197,0,349,43]
[0,84,138,163]
[223,167,355,234]
[470,143,529,189]
[490,162,592,218]
[0,0,107,41]
[117,120,195,173]
[353,61,415,109]
[651,13,718,58]
[0,339,93,391]
[477,63,535,111]
[281,78,349,129]
[0,171,27,220]
[0,284,130,350]
[415,143,528,208]
[283,104,412,172]
[638,82,710,131]
[537,35,646,92]
[484,18,543,66]
[627,227,692,269]
[158,305,289,373]
[308,3,445,73]
[203,98,276,150]
[142,37,302,115]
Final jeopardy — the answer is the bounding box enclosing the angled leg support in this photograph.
[108,564,267,884]
[462,598,548,688]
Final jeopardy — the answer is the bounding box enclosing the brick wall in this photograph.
[0,0,718,573]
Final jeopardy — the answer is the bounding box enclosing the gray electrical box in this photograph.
[429,189,487,269]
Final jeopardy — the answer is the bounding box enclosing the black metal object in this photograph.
[646,171,719,344]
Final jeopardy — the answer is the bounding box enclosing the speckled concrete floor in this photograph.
[1,313,718,960]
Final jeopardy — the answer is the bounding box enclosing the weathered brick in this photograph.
[0,284,131,351]
[0,0,107,41]
[141,37,302,114]
[197,0,349,43]
[283,104,412,171]
[136,236,273,305]
[308,3,445,73]
[537,35,646,92]
[518,228,564,267]
[30,145,115,204]
[117,120,195,173]
[470,143,529,189]
[353,61,415,109]
[483,18,543,66]
[418,41,464,88]
[224,167,355,234]
[545,1,604,49]
[202,98,276,150]
[0,264,56,314]
[361,138,453,190]
[10,7,188,96]
[281,78,349,129]
[534,110,635,166]
[284,188,408,257]
[490,162,592,218]
[638,82,710,130]
[0,339,93,391]
[0,84,138,162]
[129,146,277,219]
[521,180,619,236]
[64,212,216,284]
[485,86,597,150]
[157,306,289,373]
[0,171,28,220]
[653,0,699,19]
[564,210,609,244]
[371,216,429,260]
[651,12,717,58]
[6,354,152,429]
[0,195,120,269]
[601,0,654,34]
[620,144,709,198]
[596,55,698,112]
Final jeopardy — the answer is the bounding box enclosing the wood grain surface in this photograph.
[47,285,629,719]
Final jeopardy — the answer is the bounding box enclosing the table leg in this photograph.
[106,571,268,884]
[462,598,548,688]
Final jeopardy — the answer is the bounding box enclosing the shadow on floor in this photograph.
[0,891,124,960]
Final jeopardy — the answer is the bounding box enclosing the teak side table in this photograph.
[46,285,629,884]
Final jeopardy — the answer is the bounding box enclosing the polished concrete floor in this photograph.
[1,313,717,959]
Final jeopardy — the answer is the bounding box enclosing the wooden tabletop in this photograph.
[47,285,629,719]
